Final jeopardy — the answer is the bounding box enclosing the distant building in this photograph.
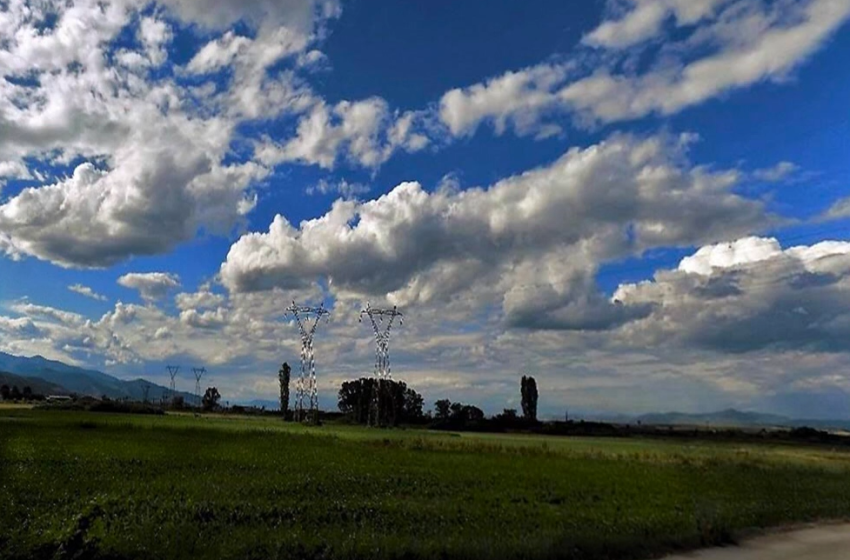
[46,395,72,403]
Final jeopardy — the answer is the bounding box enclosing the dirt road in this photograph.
[662,524,850,559]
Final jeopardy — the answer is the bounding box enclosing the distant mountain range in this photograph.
[0,351,196,403]
[635,408,791,427]
[629,408,850,431]
[556,407,850,431]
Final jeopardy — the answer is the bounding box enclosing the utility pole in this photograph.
[360,303,404,427]
[166,365,180,401]
[192,367,206,409]
[286,302,330,423]
[141,381,151,404]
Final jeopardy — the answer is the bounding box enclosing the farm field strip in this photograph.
[3,409,850,560]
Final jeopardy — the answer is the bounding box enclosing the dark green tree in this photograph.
[339,378,374,424]
[403,387,424,420]
[338,378,424,426]
[521,375,539,421]
[279,362,291,418]
[202,387,221,411]
[0,384,9,401]
[380,379,403,427]
[456,404,484,423]
[499,408,518,421]
[434,399,452,420]
[434,402,485,426]
[22,386,33,400]
[10,385,21,400]
[493,408,520,428]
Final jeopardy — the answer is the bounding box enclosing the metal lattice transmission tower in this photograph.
[166,365,180,399]
[192,367,206,408]
[286,302,330,422]
[360,303,404,426]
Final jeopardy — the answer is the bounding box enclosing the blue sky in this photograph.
[1,0,850,418]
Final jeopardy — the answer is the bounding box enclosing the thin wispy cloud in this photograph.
[68,284,108,302]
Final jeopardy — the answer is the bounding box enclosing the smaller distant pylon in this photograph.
[166,365,180,400]
[192,367,206,408]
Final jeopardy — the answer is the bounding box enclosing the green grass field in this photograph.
[3,409,850,560]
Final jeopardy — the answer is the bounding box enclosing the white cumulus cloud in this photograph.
[0,0,397,268]
[222,133,774,331]
[118,272,181,301]
[256,100,429,169]
[615,237,850,352]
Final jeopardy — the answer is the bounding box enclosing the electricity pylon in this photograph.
[166,365,180,400]
[192,367,206,408]
[286,302,330,422]
[360,303,403,426]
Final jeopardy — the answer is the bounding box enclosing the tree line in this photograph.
[331,372,539,429]
[0,384,44,401]
[278,360,540,428]
[429,375,538,430]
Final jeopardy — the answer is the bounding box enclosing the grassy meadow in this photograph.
[2,409,850,560]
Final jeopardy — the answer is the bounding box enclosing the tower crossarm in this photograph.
[287,302,329,337]
[360,303,403,341]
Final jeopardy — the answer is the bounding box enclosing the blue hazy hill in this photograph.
[0,352,195,403]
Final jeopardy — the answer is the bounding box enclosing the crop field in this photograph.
[3,410,850,560]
